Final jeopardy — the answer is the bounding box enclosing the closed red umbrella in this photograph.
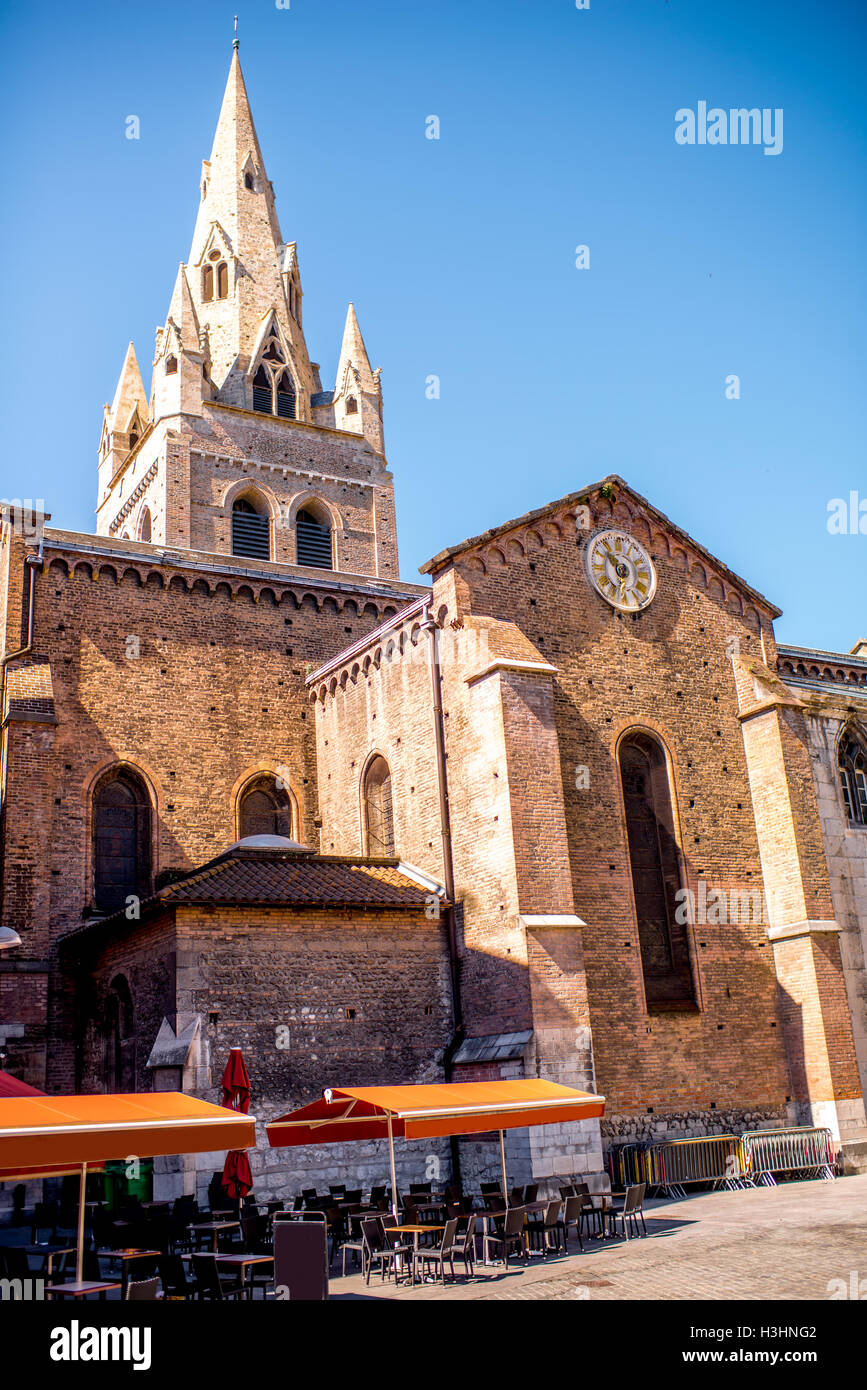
[220,1049,253,1201]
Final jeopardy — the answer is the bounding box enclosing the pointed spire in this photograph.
[334,304,383,453]
[109,342,148,426]
[337,303,374,379]
[165,263,200,350]
[189,48,282,262]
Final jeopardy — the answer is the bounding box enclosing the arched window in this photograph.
[165,355,177,375]
[239,776,293,838]
[295,506,333,570]
[253,365,273,415]
[137,506,152,543]
[93,768,151,912]
[128,428,139,450]
[345,396,358,415]
[202,265,214,301]
[217,262,229,298]
[276,371,296,420]
[839,728,867,826]
[363,756,395,856]
[252,326,295,418]
[231,495,271,560]
[244,171,254,190]
[619,732,696,1010]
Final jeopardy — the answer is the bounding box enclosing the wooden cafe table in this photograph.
[189,1220,240,1252]
[97,1248,161,1295]
[387,1224,443,1286]
[183,1251,274,1299]
[46,1280,122,1300]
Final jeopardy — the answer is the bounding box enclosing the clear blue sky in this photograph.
[1,0,864,650]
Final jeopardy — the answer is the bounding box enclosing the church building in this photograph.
[1,48,865,1198]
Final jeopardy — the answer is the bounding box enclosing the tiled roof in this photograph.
[78,843,440,935]
[161,851,434,908]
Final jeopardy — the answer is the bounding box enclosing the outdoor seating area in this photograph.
[0,1177,654,1298]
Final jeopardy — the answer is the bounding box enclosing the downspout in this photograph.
[420,599,465,1185]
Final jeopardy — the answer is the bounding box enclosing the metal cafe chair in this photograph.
[527,1200,565,1259]
[191,1253,245,1301]
[483,1206,527,1268]
[362,1216,411,1285]
[607,1183,647,1240]
[413,1217,460,1286]
[560,1194,584,1251]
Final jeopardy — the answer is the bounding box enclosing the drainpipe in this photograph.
[420,600,465,1185]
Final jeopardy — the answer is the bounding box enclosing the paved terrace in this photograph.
[333,1175,867,1301]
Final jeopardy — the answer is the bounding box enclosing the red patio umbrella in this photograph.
[220,1048,253,1201]
[0,1069,44,1098]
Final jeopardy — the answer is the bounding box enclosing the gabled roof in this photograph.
[420,474,782,619]
[60,840,443,944]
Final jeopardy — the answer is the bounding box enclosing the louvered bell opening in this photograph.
[232,506,271,560]
[253,385,273,414]
[276,371,296,420]
[296,510,332,569]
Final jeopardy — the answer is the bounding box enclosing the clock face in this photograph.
[585,529,657,612]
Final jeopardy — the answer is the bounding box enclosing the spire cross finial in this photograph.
[233,15,239,50]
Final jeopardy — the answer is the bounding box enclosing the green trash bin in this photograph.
[104,1157,154,1211]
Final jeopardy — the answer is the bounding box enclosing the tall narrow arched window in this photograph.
[363,756,395,856]
[839,728,867,826]
[93,769,151,912]
[137,506,152,543]
[275,371,296,420]
[165,356,177,375]
[231,496,271,560]
[217,262,229,298]
[202,265,214,302]
[295,506,333,570]
[239,777,293,838]
[252,365,273,415]
[618,732,696,1010]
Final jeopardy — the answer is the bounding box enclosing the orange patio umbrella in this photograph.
[267,1079,605,1216]
[0,1091,257,1283]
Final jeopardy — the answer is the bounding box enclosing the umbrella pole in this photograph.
[76,1161,87,1284]
[499,1130,508,1203]
[387,1113,399,1219]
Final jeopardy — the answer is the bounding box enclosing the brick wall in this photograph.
[429,490,796,1133]
[0,535,424,1091]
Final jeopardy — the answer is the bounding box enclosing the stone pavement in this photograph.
[332,1174,867,1301]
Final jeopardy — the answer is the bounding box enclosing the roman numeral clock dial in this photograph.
[585,529,657,612]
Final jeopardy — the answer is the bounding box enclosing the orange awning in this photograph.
[0,1091,257,1179]
[267,1079,605,1147]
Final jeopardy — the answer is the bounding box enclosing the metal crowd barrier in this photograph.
[608,1126,837,1198]
[740,1127,836,1186]
[608,1136,747,1197]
